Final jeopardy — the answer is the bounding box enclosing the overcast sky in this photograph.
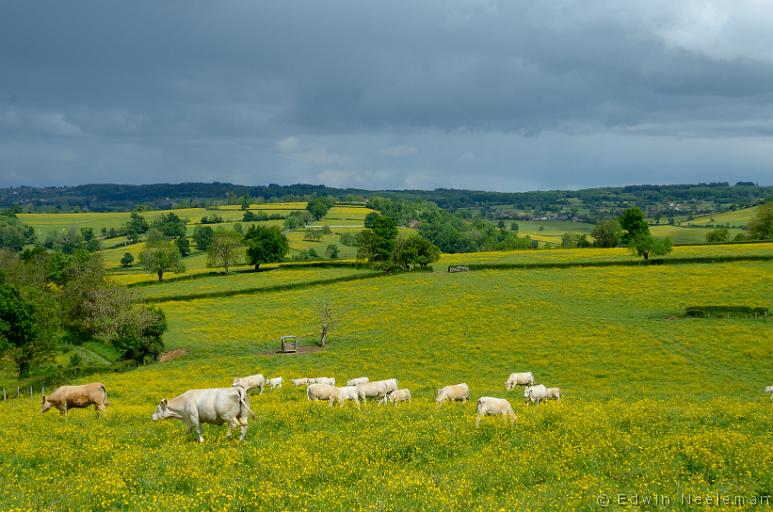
[1,1,772,191]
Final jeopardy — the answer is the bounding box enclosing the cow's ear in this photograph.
[41,396,46,403]
[161,399,167,406]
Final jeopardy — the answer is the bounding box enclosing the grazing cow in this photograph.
[232,374,266,394]
[476,397,516,427]
[436,383,470,403]
[505,372,535,390]
[152,387,254,442]
[545,387,561,400]
[309,377,335,386]
[524,384,548,405]
[338,386,361,408]
[268,377,283,390]
[766,385,773,399]
[291,378,311,387]
[307,383,345,406]
[346,377,369,387]
[383,388,411,405]
[355,381,387,403]
[41,382,108,417]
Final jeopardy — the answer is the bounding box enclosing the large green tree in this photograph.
[139,240,184,281]
[151,212,187,239]
[207,231,245,273]
[192,225,214,251]
[243,225,289,270]
[0,274,55,378]
[393,236,440,270]
[628,232,673,260]
[124,212,149,243]
[747,202,773,240]
[619,207,650,245]
[306,196,335,221]
[591,219,622,248]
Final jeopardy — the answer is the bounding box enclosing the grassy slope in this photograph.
[0,246,771,510]
[683,205,760,227]
[135,267,377,301]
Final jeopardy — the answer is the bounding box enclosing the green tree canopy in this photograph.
[306,196,335,221]
[124,212,149,243]
[628,232,673,260]
[0,215,35,252]
[192,225,215,251]
[243,225,289,270]
[706,228,730,244]
[151,212,187,239]
[591,219,622,248]
[207,231,245,273]
[619,207,650,245]
[139,240,184,281]
[394,236,440,269]
[0,274,55,377]
[747,202,773,240]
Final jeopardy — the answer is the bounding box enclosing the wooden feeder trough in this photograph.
[280,335,297,354]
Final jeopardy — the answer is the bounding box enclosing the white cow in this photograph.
[346,377,369,387]
[291,378,310,387]
[309,377,336,386]
[524,384,548,405]
[307,383,344,406]
[505,372,535,390]
[545,387,561,400]
[268,377,283,390]
[476,397,516,427]
[338,386,361,407]
[152,387,254,442]
[436,383,470,403]
[232,373,266,394]
[384,388,411,405]
[356,381,388,403]
[766,385,773,399]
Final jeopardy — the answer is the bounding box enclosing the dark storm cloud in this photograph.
[1,0,771,189]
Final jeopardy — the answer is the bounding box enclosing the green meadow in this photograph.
[1,242,771,510]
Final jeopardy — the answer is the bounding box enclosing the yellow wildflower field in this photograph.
[1,260,771,510]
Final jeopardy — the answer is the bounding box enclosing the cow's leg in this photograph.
[258,384,264,395]
[190,414,203,443]
[226,417,240,438]
[238,416,248,442]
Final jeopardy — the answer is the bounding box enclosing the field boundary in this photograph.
[126,261,364,288]
[460,254,773,271]
[143,270,384,303]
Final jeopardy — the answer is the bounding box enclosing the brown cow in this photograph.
[41,382,108,417]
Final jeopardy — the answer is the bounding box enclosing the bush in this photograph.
[110,306,167,364]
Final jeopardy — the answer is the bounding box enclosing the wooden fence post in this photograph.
[29,386,33,399]
[2,388,6,401]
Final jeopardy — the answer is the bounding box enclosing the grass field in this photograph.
[135,267,377,301]
[18,203,306,238]
[683,206,760,227]
[0,242,771,510]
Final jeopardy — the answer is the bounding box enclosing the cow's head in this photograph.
[152,399,177,421]
[41,395,53,414]
[523,387,532,399]
[505,379,513,391]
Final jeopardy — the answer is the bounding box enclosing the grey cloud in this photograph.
[0,1,771,189]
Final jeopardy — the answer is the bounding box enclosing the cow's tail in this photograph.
[237,386,257,419]
[100,383,109,406]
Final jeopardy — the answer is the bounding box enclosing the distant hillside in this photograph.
[1,181,770,223]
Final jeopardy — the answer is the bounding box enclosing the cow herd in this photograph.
[39,375,773,442]
[37,369,566,442]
